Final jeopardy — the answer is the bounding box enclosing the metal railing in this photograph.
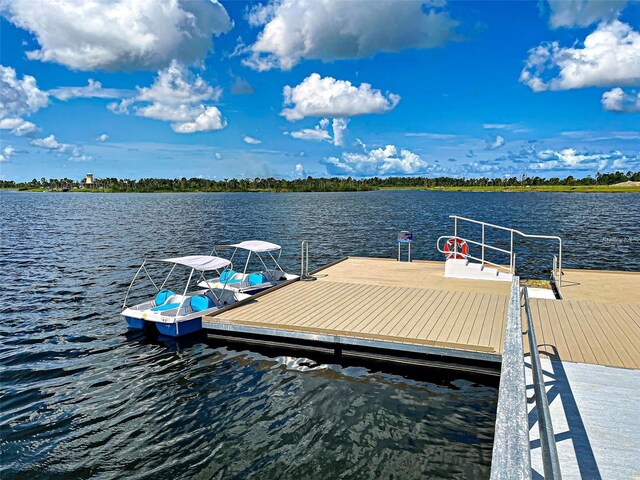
[436,215,563,290]
[300,240,309,279]
[491,277,531,480]
[490,281,562,479]
[523,286,562,479]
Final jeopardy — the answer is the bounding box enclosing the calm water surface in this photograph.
[1,191,639,479]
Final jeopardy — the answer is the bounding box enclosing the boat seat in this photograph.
[154,289,175,307]
[151,302,180,312]
[190,295,216,312]
[220,269,241,284]
[248,272,268,286]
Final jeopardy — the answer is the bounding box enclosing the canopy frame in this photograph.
[123,256,231,309]
[213,241,286,279]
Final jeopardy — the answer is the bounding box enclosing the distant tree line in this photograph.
[2,171,639,192]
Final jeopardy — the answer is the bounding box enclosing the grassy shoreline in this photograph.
[4,185,639,193]
[382,185,640,193]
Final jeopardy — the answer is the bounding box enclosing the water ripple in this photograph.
[2,191,638,479]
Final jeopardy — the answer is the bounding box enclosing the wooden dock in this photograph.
[203,257,640,370]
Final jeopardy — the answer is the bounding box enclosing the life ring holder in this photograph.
[444,237,469,260]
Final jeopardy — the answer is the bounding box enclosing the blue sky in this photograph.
[0,0,638,181]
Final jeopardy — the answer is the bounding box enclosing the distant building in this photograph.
[85,173,94,185]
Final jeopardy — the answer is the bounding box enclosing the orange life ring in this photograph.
[444,237,468,259]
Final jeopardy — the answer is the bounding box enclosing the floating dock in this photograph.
[203,257,639,368]
[202,255,640,479]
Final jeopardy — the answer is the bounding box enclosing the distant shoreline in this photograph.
[3,185,639,193]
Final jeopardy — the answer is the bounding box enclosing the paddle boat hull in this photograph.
[124,316,203,337]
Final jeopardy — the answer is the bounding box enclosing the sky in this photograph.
[0,0,639,181]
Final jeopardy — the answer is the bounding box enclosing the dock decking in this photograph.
[203,257,640,370]
[205,257,511,363]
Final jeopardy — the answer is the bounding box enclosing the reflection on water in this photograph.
[1,191,638,479]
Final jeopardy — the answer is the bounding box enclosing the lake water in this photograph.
[1,191,639,479]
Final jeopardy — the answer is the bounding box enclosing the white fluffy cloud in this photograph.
[0,145,16,162]
[322,144,429,176]
[244,135,262,144]
[520,20,640,91]
[0,65,48,119]
[30,134,67,151]
[294,163,306,178]
[546,0,627,28]
[289,125,332,142]
[108,61,226,133]
[486,135,505,150]
[332,119,349,147]
[49,79,130,101]
[282,73,400,121]
[1,0,233,71]
[530,148,635,170]
[243,0,458,71]
[30,134,93,161]
[601,87,640,113]
[287,117,348,146]
[96,133,109,142]
[0,117,37,136]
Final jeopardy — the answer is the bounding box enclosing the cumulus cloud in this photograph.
[332,119,349,147]
[0,117,37,136]
[294,163,306,178]
[601,87,640,113]
[288,118,332,142]
[0,65,48,119]
[30,134,67,151]
[321,144,429,176]
[0,145,16,162]
[1,0,233,71]
[530,148,637,170]
[286,117,348,146]
[281,73,400,121]
[49,79,131,101]
[243,0,458,71]
[30,134,93,161]
[546,0,627,28]
[244,135,262,144]
[520,20,640,91]
[486,135,505,150]
[96,133,109,142]
[108,61,226,133]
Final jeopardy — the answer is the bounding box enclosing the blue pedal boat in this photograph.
[121,255,250,337]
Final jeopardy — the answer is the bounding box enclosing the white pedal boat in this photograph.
[198,240,298,295]
[121,255,249,337]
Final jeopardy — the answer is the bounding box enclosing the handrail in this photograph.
[436,235,512,273]
[447,215,563,291]
[490,281,562,479]
[490,277,530,479]
[523,286,562,479]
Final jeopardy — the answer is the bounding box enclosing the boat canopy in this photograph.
[226,240,281,253]
[159,255,231,271]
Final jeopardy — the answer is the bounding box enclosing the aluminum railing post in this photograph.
[481,223,485,267]
[454,217,458,257]
[510,230,514,274]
